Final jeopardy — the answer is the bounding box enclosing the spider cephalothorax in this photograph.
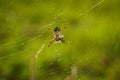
[54,27,61,34]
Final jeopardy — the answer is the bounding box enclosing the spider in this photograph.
[48,27,65,47]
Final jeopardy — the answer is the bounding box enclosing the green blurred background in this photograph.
[0,0,120,80]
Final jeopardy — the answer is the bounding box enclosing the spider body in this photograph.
[48,27,65,47]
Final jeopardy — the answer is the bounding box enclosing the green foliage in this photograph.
[0,0,120,80]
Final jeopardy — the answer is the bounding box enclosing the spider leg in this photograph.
[48,27,54,36]
[61,39,65,43]
[48,27,56,47]
[48,38,55,47]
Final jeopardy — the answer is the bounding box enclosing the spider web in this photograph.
[0,0,104,61]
